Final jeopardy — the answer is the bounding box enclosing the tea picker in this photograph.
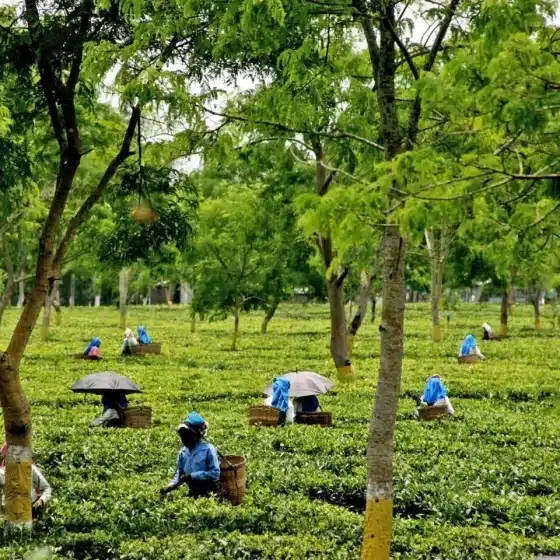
[75,337,102,360]
[71,371,142,428]
[415,375,454,421]
[253,371,334,427]
[160,412,221,498]
[458,334,485,364]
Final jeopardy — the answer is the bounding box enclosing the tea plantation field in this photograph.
[0,303,559,559]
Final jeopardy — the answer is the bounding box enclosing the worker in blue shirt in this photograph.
[160,412,220,498]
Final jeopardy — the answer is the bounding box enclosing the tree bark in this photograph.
[165,285,173,308]
[362,226,407,560]
[94,294,101,307]
[119,268,130,329]
[500,282,510,337]
[528,282,542,330]
[17,280,25,308]
[231,308,240,351]
[52,279,61,326]
[425,228,450,342]
[371,294,377,323]
[180,282,192,305]
[69,274,76,307]
[0,237,15,327]
[261,298,280,334]
[190,310,196,333]
[347,270,373,356]
[311,138,353,379]
[327,274,352,379]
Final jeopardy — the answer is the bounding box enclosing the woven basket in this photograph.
[220,455,246,506]
[73,353,103,361]
[248,405,280,427]
[124,406,152,428]
[296,411,332,427]
[418,405,448,421]
[458,354,480,364]
[131,342,162,355]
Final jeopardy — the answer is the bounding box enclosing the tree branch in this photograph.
[51,106,141,274]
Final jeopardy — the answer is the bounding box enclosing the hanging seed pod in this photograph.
[131,201,158,224]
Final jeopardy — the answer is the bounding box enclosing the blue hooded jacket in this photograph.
[460,334,477,357]
[137,326,151,344]
[422,376,448,406]
[271,378,291,413]
[84,337,101,355]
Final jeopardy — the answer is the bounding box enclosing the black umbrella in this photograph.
[263,371,334,398]
[71,372,142,395]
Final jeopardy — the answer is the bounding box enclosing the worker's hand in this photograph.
[32,499,44,510]
[159,486,173,497]
[179,474,192,485]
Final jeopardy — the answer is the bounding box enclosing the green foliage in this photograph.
[0,303,558,558]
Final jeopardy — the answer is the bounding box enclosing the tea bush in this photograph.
[0,303,558,559]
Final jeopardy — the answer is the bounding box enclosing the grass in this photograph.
[0,302,559,559]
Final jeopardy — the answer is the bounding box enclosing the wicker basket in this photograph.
[418,405,448,421]
[457,354,480,364]
[131,342,162,355]
[124,406,152,428]
[296,411,332,427]
[73,353,103,361]
[220,455,246,505]
[248,405,280,427]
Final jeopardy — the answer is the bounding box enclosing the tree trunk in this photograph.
[0,354,32,530]
[231,308,240,351]
[165,286,173,308]
[190,310,196,333]
[0,236,15,327]
[17,280,25,308]
[425,228,448,343]
[261,299,280,334]
[371,294,377,323]
[529,282,542,330]
[327,275,353,380]
[347,270,372,356]
[94,294,101,307]
[69,274,76,307]
[40,292,51,342]
[500,283,510,337]
[362,226,407,559]
[52,279,61,326]
[14,231,26,309]
[180,282,192,305]
[119,268,130,329]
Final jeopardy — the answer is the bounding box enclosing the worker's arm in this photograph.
[33,466,52,506]
[160,451,185,495]
[190,447,220,481]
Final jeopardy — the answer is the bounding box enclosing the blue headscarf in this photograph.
[422,376,448,406]
[271,378,291,413]
[460,334,477,357]
[84,337,101,355]
[178,411,208,436]
[137,326,151,344]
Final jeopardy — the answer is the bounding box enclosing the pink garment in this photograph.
[89,347,101,357]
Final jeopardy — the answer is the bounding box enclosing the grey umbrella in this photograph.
[71,372,142,395]
[263,371,334,398]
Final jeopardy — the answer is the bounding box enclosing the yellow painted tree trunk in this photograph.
[361,226,407,559]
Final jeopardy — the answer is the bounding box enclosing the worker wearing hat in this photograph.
[160,412,220,498]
